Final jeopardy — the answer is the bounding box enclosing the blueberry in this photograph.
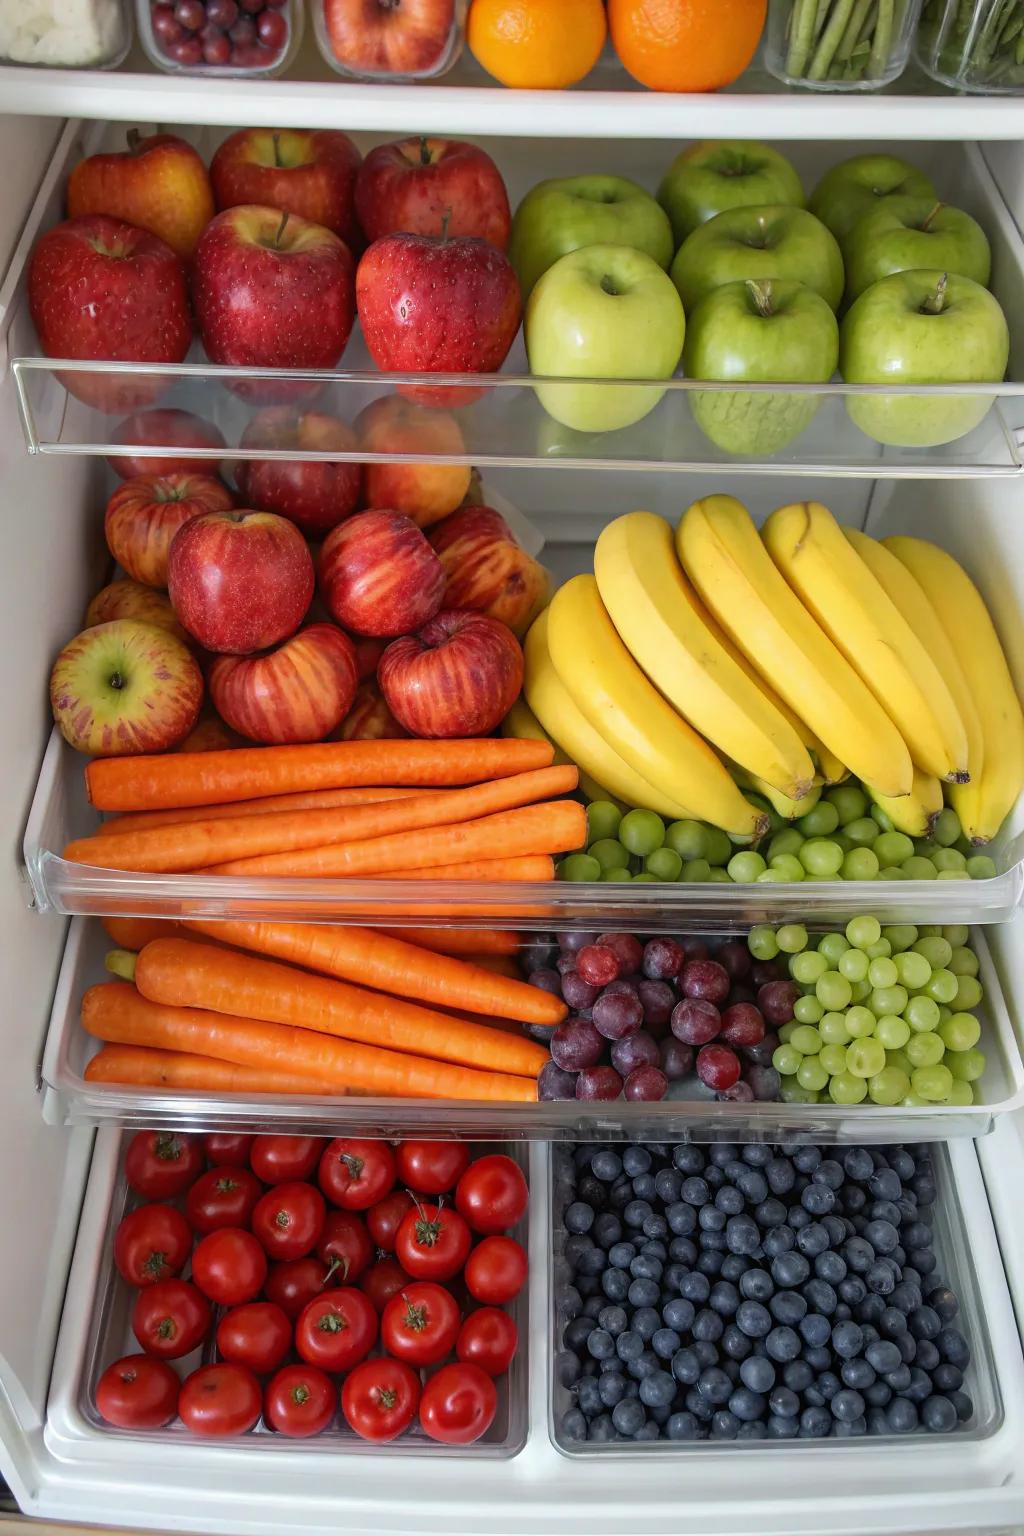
[596,1304,626,1337]
[815,1251,847,1286]
[612,1398,646,1436]
[565,1201,595,1235]
[577,1178,607,1211]
[564,1316,596,1352]
[710,1281,739,1317]
[601,1269,629,1303]
[769,1290,807,1326]
[804,1346,832,1372]
[823,1215,849,1248]
[867,1263,897,1296]
[918,1394,957,1433]
[673,1146,705,1175]
[726,1214,761,1255]
[563,1234,593,1268]
[909,1305,941,1341]
[787,1207,811,1232]
[816,1371,841,1401]
[616,1330,643,1363]
[716,1185,744,1216]
[591,1150,623,1183]
[784,1360,814,1393]
[799,1405,833,1438]
[803,1386,825,1408]
[844,1188,867,1215]
[681,1177,710,1206]
[577,1376,603,1416]
[697,1366,732,1405]
[865,1338,901,1374]
[833,1303,853,1322]
[933,1363,963,1393]
[833,1416,867,1438]
[561,1407,587,1440]
[793,1147,822,1174]
[624,1200,653,1231]
[915,1339,940,1373]
[740,1269,774,1302]
[628,1350,659,1382]
[885,1363,912,1392]
[694,1340,719,1368]
[721,1324,752,1361]
[950,1390,974,1423]
[766,1326,801,1363]
[661,1296,694,1332]
[608,1241,636,1270]
[644,1214,669,1241]
[653,1167,681,1204]
[642,1239,667,1261]
[843,1148,874,1183]
[622,1147,652,1177]
[902,1221,931,1250]
[736,1300,772,1338]
[803,1278,838,1315]
[766,1158,796,1196]
[699,1205,726,1233]
[870,1199,902,1227]
[797,1223,829,1258]
[843,1236,875,1275]
[681,1272,711,1305]
[735,1354,773,1393]
[630,1254,663,1282]
[720,1254,749,1281]
[685,1388,714,1422]
[640,1369,677,1408]
[738,1171,769,1205]
[755,1198,788,1229]
[743,1144,772,1167]
[857,1295,886,1326]
[928,1286,959,1322]
[886,1397,919,1433]
[798,1312,831,1348]
[832,1320,864,1359]
[667,1411,703,1441]
[693,1308,724,1343]
[706,1409,738,1439]
[671,1347,701,1386]
[728,1386,767,1422]
[582,1295,605,1317]
[766,1415,799,1439]
[632,1174,657,1202]
[598,1372,627,1409]
[667,1203,698,1237]
[697,1250,724,1277]
[652,1327,681,1361]
[865,1382,892,1408]
[864,1219,899,1256]
[831,1387,866,1423]
[628,1278,660,1309]
[633,1307,661,1342]
[764,1227,796,1259]
[587,1328,616,1361]
[880,1305,906,1337]
[670,1237,698,1266]
[737,1421,768,1440]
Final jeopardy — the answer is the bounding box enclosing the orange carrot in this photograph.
[397,928,521,957]
[205,801,586,878]
[101,916,185,950]
[98,787,422,836]
[183,918,565,1026]
[84,1043,346,1096]
[384,856,555,882]
[134,937,548,1078]
[65,767,579,874]
[82,982,537,1103]
[86,738,556,812]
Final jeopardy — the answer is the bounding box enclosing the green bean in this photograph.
[786,0,825,75]
[835,0,875,60]
[808,0,858,75]
[867,0,895,74]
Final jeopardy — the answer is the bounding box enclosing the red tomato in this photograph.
[186,1166,263,1235]
[216,1302,291,1375]
[395,1140,471,1195]
[395,1201,472,1282]
[295,1289,377,1373]
[250,1135,321,1185]
[455,1155,529,1236]
[264,1255,341,1320]
[132,1280,211,1360]
[96,1354,180,1429]
[367,1190,414,1251]
[204,1133,254,1167]
[264,1364,335,1438]
[419,1362,496,1445]
[251,1181,326,1262]
[178,1362,262,1437]
[316,1209,373,1283]
[318,1139,396,1211]
[381,1281,460,1367]
[341,1357,420,1442]
[191,1228,267,1306]
[360,1256,410,1316]
[114,1203,192,1287]
[456,1308,518,1376]
[125,1131,204,1200]
[464,1236,528,1305]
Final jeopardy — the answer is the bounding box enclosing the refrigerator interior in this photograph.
[0,114,1023,1530]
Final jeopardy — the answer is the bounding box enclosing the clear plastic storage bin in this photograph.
[136,0,302,76]
[312,0,464,80]
[0,0,132,67]
[765,0,923,88]
[916,0,1024,91]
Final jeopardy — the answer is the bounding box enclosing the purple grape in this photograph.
[593,990,643,1042]
[523,936,556,972]
[611,1031,660,1077]
[561,969,600,1011]
[685,941,710,963]
[751,958,786,986]
[603,977,639,999]
[744,1065,782,1102]
[717,1080,755,1102]
[660,1037,694,1081]
[577,945,620,986]
[525,1022,558,1045]
[744,1031,779,1067]
[719,1003,765,1048]
[670,997,721,1046]
[680,959,731,1004]
[757,980,801,1027]
[550,1017,605,1072]
[624,1065,669,1102]
[637,979,675,1033]
[557,931,598,954]
[717,939,753,981]
[597,932,643,975]
[556,953,578,976]
[529,967,563,999]
[696,1043,741,1091]
[576,1065,623,1101]
[729,984,758,1007]
[538,1061,578,1101]
[642,938,685,981]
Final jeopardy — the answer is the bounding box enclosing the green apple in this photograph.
[670,204,844,315]
[683,277,839,455]
[657,140,805,248]
[526,243,686,434]
[809,154,937,244]
[842,196,992,304]
[509,175,674,300]
[840,269,1010,447]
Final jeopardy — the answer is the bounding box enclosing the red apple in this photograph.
[355,231,521,407]
[357,396,470,528]
[355,137,510,250]
[50,619,203,756]
[353,634,387,681]
[331,677,408,740]
[28,214,192,413]
[236,406,363,536]
[209,623,358,744]
[211,129,362,251]
[192,206,355,401]
[168,509,315,655]
[321,0,457,77]
[107,409,227,481]
[378,609,523,738]
[318,509,445,638]
[429,505,550,637]
[85,579,191,646]
[68,131,215,262]
[177,708,247,753]
[105,472,235,588]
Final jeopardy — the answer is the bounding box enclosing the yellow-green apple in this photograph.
[355,137,510,249]
[168,509,315,653]
[682,277,839,455]
[192,206,355,400]
[525,243,685,433]
[67,131,215,261]
[318,509,445,637]
[378,609,523,737]
[176,708,246,752]
[105,472,235,588]
[50,619,203,755]
[840,269,1009,448]
[211,129,362,250]
[209,622,358,744]
[236,407,363,535]
[320,0,457,77]
[28,214,191,413]
[429,504,550,636]
[356,231,520,407]
[85,579,191,645]
[842,197,991,304]
[671,206,844,316]
[510,174,674,299]
[331,677,408,740]
[657,141,805,248]
[809,154,936,244]
[356,396,470,528]
[107,408,227,481]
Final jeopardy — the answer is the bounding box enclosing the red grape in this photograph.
[696,1043,741,1091]
[174,0,205,28]
[228,13,255,40]
[561,970,599,1010]
[624,1066,668,1102]
[597,933,643,975]
[575,1066,623,1101]
[203,30,231,60]
[680,959,731,1004]
[718,1080,755,1102]
[660,1037,693,1080]
[641,938,684,980]
[719,1002,765,1048]
[592,991,643,1042]
[550,1018,604,1072]
[239,0,263,10]
[610,1031,660,1077]
[205,0,237,22]
[558,932,598,954]
[685,941,710,963]
[576,945,619,987]
[152,3,183,38]
[717,939,753,980]
[757,980,801,1026]
[167,35,203,59]
[256,8,287,47]
[538,1062,577,1101]
[637,979,675,1032]
[729,984,758,1007]
[670,997,721,1046]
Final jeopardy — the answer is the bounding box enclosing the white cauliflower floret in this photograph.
[0,0,124,64]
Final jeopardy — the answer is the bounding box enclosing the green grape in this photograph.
[943,925,970,946]
[797,1055,829,1091]
[871,984,908,1016]
[798,801,840,837]
[849,978,873,1003]
[876,1014,911,1050]
[886,1047,914,1076]
[939,1012,981,1052]
[799,838,844,876]
[682,858,712,882]
[586,801,622,842]
[868,1066,911,1105]
[938,1005,953,1024]
[900,1092,929,1106]
[560,853,602,882]
[589,838,629,871]
[954,974,983,1011]
[846,915,881,950]
[602,866,634,882]
[933,807,962,847]
[773,1044,802,1076]
[914,839,937,859]
[947,1048,985,1082]
[778,1021,797,1043]
[749,924,779,960]
[902,856,938,880]
[666,819,708,861]
[911,1064,954,1102]
[843,848,880,881]
[846,817,881,847]
[819,1011,852,1045]
[632,872,659,882]
[708,868,733,883]
[949,945,980,978]
[933,848,967,873]
[817,933,851,966]
[728,850,766,883]
[870,803,894,831]
[619,809,666,856]
[879,866,910,881]
[918,924,942,936]
[884,924,919,952]
[833,833,855,854]
[867,956,898,989]
[757,868,794,884]
[865,938,892,960]
[645,846,682,881]
[967,854,998,880]
[893,951,932,990]
[827,783,869,824]
[914,935,953,969]
[816,971,853,1010]
[794,995,824,1025]
[845,1006,877,1039]
[904,995,941,1033]
[768,827,805,860]
[790,1025,823,1055]
[906,1031,945,1068]
[769,854,806,881]
[791,950,828,985]
[781,1082,822,1104]
[846,1037,887,1078]
[872,831,915,866]
[925,968,959,1004]
[839,949,870,983]
[829,1071,868,1105]
[803,874,835,882]
[819,1043,850,1076]
[777,923,808,954]
[704,827,733,866]
[946,1079,974,1106]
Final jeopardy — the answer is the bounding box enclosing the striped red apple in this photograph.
[317,509,445,638]
[209,623,358,744]
[378,609,523,738]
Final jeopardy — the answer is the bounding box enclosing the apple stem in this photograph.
[746,278,777,318]
[920,201,944,232]
[274,209,290,249]
[440,209,452,242]
[419,136,432,166]
[921,273,949,315]
[273,131,284,169]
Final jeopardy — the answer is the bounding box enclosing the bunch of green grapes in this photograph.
[559,803,736,883]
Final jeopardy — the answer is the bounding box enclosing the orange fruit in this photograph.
[467,0,607,89]
[609,0,766,92]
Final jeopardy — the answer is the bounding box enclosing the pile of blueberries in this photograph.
[554,1140,973,1443]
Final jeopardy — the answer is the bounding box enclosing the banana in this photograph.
[501,697,618,807]
[812,741,849,784]
[594,511,816,802]
[732,765,823,821]
[763,502,968,785]
[546,575,765,838]
[523,610,695,821]
[864,767,944,839]
[676,494,914,797]
[884,535,1024,844]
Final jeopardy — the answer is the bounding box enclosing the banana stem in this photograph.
[105,948,137,981]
